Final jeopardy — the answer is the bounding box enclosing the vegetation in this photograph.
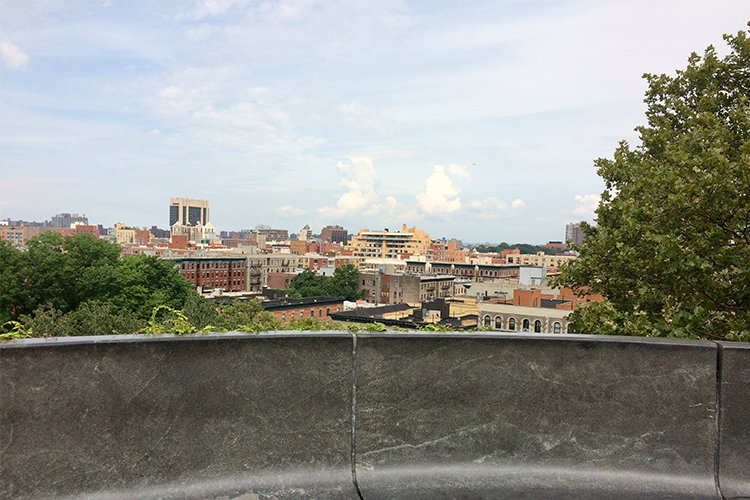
[286,264,367,302]
[474,243,567,255]
[554,27,750,342]
[1,232,194,323]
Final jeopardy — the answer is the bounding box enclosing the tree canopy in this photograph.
[287,264,366,302]
[0,232,195,323]
[474,243,567,255]
[554,27,750,341]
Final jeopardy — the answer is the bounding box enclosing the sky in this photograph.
[1,1,748,244]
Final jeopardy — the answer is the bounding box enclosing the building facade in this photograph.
[505,252,576,268]
[170,198,209,227]
[565,223,584,247]
[172,256,247,293]
[477,301,572,334]
[260,296,345,324]
[321,225,348,244]
[346,224,432,259]
[51,213,88,228]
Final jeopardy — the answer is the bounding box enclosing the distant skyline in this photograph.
[2,1,748,243]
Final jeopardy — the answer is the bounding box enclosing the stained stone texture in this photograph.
[0,333,358,500]
[354,333,721,500]
[718,342,750,500]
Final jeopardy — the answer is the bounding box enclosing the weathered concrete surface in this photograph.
[354,333,721,500]
[2,332,749,500]
[718,342,750,500]
[0,333,358,500]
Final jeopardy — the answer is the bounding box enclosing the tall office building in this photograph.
[51,213,88,228]
[170,198,209,227]
[321,225,348,244]
[565,223,584,246]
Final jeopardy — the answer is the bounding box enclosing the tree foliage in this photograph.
[0,233,196,323]
[474,243,567,255]
[555,27,750,341]
[287,264,366,302]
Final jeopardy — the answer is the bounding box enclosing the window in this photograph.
[291,312,294,320]
[522,319,530,331]
[495,317,502,329]
[327,308,330,316]
[484,315,491,327]
[534,320,542,333]
[282,313,286,322]
[300,311,304,319]
[554,322,561,334]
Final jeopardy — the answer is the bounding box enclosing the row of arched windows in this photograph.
[483,315,563,334]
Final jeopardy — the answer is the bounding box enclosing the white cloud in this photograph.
[1,40,28,70]
[318,158,380,217]
[415,164,462,214]
[573,194,600,217]
[467,197,525,219]
[177,0,249,21]
[371,195,423,223]
[275,205,305,218]
[447,163,471,180]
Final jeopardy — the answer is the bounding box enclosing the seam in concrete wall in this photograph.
[351,332,364,500]
[715,342,725,500]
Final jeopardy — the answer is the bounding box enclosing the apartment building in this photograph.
[359,272,456,304]
[347,224,432,259]
[172,256,248,293]
[505,252,576,268]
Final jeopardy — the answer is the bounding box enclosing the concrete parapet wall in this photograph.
[1,332,748,500]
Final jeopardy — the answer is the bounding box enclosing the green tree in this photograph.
[1,233,196,323]
[286,269,329,298]
[327,264,367,301]
[111,255,196,319]
[0,241,23,322]
[554,27,750,341]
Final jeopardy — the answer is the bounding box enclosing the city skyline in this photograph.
[1,1,748,243]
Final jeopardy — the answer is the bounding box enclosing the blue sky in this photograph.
[1,1,748,243]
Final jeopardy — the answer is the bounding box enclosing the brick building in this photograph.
[260,296,345,324]
[172,257,247,292]
[321,225,348,244]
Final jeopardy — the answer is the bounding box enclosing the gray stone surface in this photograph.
[718,341,750,500]
[4,331,749,499]
[354,333,721,500]
[0,333,359,500]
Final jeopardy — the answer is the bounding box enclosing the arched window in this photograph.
[508,318,516,331]
[484,315,491,327]
[554,322,561,334]
[522,319,530,331]
[534,320,542,333]
[291,312,295,320]
[300,311,304,319]
[495,317,502,329]
[282,313,286,322]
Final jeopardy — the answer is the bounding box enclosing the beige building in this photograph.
[505,251,576,268]
[113,223,136,245]
[478,301,571,333]
[347,224,433,259]
[170,197,209,227]
[170,222,217,244]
